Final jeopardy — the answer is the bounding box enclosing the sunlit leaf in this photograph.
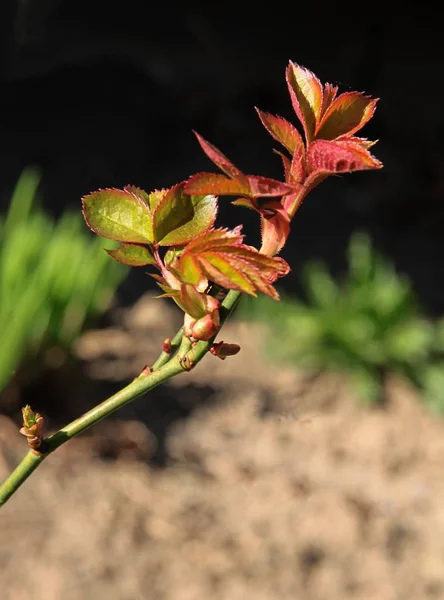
[82,188,153,243]
[106,243,157,266]
[247,175,294,197]
[158,194,218,246]
[255,108,304,155]
[286,62,323,142]
[179,283,208,319]
[320,82,338,119]
[185,173,251,196]
[152,184,194,244]
[193,131,246,180]
[231,197,258,211]
[316,92,378,140]
[288,144,305,184]
[174,227,290,299]
[185,172,292,199]
[260,205,291,256]
[308,139,383,173]
[123,185,151,206]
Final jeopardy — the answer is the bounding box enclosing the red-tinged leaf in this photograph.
[316,92,378,140]
[335,135,377,149]
[233,258,280,300]
[185,172,292,200]
[260,207,291,256]
[185,172,251,196]
[231,197,258,211]
[246,175,294,197]
[152,183,194,243]
[106,243,157,266]
[174,226,288,298]
[82,188,153,243]
[124,185,151,207]
[320,82,338,118]
[193,131,246,181]
[308,139,383,173]
[179,284,208,319]
[255,108,304,155]
[288,144,305,184]
[183,226,244,254]
[197,254,256,295]
[272,149,305,185]
[335,138,383,168]
[274,150,292,182]
[209,243,290,278]
[286,62,323,142]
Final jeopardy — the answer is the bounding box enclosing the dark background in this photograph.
[1,2,443,313]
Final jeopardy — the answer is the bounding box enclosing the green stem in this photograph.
[0,290,241,508]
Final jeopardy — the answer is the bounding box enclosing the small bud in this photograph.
[192,311,220,341]
[162,338,172,354]
[209,341,241,360]
[20,405,44,452]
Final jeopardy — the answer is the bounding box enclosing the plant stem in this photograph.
[151,328,184,370]
[0,289,241,508]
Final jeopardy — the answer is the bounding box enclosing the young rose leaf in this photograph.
[196,254,257,294]
[182,226,244,254]
[320,82,338,119]
[185,173,251,196]
[289,143,305,184]
[286,62,323,143]
[157,194,218,246]
[255,108,304,155]
[316,92,378,140]
[185,172,292,199]
[274,150,292,182]
[175,227,289,299]
[152,184,194,243]
[308,139,383,173]
[247,175,294,197]
[82,188,153,243]
[178,284,207,319]
[260,205,291,256]
[231,197,257,211]
[193,131,246,181]
[106,243,157,266]
[124,185,151,206]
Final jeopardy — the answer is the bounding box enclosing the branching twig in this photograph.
[0,290,241,507]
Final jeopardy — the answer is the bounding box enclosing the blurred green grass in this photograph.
[239,233,444,413]
[0,168,129,393]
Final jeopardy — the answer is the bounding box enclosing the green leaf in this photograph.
[106,243,157,266]
[82,188,153,243]
[152,184,194,244]
[123,185,151,205]
[159,194,218,246]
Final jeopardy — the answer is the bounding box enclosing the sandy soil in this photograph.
[2,295,444,600]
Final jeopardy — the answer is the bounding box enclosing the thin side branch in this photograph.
[0,290,241,508]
